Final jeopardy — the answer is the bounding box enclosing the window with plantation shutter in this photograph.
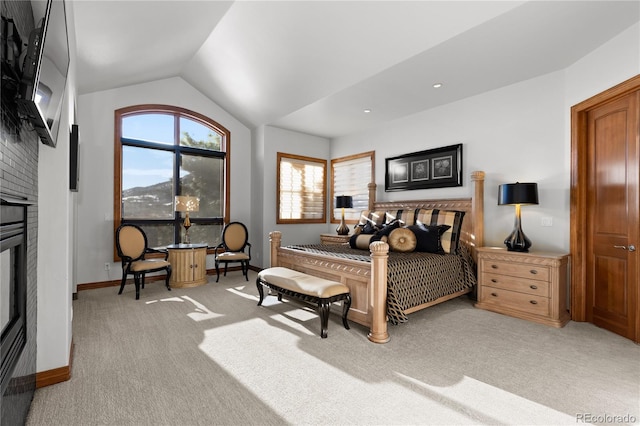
[277,153,327,224]
[331,151,375,223]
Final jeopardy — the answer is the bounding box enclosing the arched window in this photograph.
[113,105,230,256]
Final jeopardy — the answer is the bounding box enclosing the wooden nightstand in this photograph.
[475,247,570,327]
[320,233,351,245]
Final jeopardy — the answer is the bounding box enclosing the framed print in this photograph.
[385,143,462,191]
[391,162,409,183]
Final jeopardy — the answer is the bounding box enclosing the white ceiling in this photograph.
[73,1,640,139]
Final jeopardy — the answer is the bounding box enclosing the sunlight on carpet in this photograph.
[395,372,575,424]
[196,318,481,424]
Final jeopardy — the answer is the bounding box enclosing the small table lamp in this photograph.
[498,182,538,252]
[335,195,353,235]
[175,195,200,244]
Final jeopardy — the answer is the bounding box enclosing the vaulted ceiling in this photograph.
[73,1,640,138]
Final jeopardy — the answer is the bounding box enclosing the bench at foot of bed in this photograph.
[256,267,351,338]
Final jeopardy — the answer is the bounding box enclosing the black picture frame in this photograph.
[385,143,462,191]
[69,124,79,191]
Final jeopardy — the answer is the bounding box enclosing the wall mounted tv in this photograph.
[17,0,69,148]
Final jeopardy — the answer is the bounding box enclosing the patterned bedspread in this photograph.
[286,244,477,324]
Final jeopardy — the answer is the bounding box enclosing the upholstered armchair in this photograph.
[115,224,172,299]
[214,222,251,282]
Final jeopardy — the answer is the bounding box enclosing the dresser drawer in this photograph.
[480,286,550,317]
[481,260,550,282]
[481,272,550,297]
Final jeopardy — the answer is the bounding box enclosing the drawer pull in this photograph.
[491,264,498,269]
[529,300,538,305]
[491,279,497,283]
[530,285,538,290]
[491,292,498,297]
[530,270,538,275]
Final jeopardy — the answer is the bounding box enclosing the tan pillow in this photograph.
[349,234,388,250]
[387,228,417,253]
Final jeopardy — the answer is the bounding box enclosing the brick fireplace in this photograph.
[1,3,40,424]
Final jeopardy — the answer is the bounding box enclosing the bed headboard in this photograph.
[369,170,485,255]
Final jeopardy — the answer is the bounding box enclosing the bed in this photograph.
[268,170,485,343]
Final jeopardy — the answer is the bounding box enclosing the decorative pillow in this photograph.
[391,209,417,227]
[388,228,417,253]
[349,233,388,250]
[363,221,380,234]
[374,219,401,239]
[415,209,465,254]
[407,223,451,254]
[356,210,387,228]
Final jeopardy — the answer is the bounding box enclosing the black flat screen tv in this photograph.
[17,0,69,148]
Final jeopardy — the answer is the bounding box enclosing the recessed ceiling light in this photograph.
[433,83,443,88]
[363,109,371,113]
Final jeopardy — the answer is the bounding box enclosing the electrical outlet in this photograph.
[541,217,553,227]
[104,262,110,271]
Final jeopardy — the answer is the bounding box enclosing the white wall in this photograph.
[565,22,640,107]
[36,0,78,373]
[254,125,331,267]
[331,71,567,251]
[330,22,640,253]
[76,77,251,285]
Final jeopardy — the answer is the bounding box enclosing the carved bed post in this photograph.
[368,182,377,211]
[368,240,390,343]
[269,231,281,267]
[471,171,485,260]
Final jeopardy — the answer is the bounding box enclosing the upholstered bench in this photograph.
[256,267,351,338]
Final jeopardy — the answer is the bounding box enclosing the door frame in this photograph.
[570,74,640,338]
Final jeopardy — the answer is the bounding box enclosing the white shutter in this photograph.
[278,154,326,222]
[332,152,374,222]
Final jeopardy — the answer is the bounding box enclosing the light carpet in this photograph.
[26,271,640,425]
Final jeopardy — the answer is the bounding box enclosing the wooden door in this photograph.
[585,91,639,340]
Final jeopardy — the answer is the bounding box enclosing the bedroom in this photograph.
[1,0,639,424]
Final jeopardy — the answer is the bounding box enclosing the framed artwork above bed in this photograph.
[385,143,463,191]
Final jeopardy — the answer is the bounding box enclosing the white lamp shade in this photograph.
[175,196,199,212]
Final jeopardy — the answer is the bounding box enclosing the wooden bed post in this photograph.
[368,182,377,211]
[368,240,390,343]
[269,231,281,267]
[471,171,485,259]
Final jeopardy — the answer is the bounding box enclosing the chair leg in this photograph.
[224,262,228,277]
[141,272,146,289]
[215,259,220,282]
[243,261,249,281]
[118,271,127,295]
[134,274,141,300]
[165,266,172,291]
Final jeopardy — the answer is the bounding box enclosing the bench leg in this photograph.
[319,301,330,338]
[256,278,265,306]
[342,294,351,330]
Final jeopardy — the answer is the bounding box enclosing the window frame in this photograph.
[113,104,230,260]
[330,151,375,224]
[276,152,327,224]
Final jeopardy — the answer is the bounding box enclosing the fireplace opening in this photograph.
[1,195,30,395]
